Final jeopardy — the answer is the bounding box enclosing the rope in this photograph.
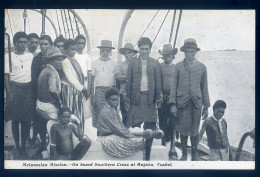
[135,10,159,45]
[60,9,67,38]
[55,9,62,35]
[63,9,71,38]
[73,9,80,35]
[173,10,182,48]
[7,10,14,38]
[67,10,75,38]
[168,10,176,43]
[152,10,170,44]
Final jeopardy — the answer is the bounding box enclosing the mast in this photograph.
[68,9,91,54]
[117,10,134,63]
[41,9,47,35]
[23,9,27,33]
[29,9,58,37]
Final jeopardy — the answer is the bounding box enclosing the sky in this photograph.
[5,9,255,52]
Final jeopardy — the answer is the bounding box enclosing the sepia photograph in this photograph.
[4,9,255,169]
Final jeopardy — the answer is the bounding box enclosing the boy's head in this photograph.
[59,106,71,126]
[119,42,138,61]
[13,31,28,53]
[213,100,227,120]
[105,87,120,109]
[27,33,39,53]
[39,35,53,56]
[64,39,77,57]
[54,35,66,54]
[159,44,178,65]
[138,37,152,59]
[75,35,86,52]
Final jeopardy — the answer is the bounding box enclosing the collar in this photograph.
[14,50,25,55]
[99,57,111,61]
[139,56,149,61]
[163,62,174,66]
[212,115,222,123]
[106,103,118,112]
[184,58,197,64]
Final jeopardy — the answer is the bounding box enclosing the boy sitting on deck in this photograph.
[50,107,91,160]
[199,100,232,161]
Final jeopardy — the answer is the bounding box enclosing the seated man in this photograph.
[50,107,91,160]
[96,87,163,158]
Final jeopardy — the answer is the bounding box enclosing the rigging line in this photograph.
[67,10,75,38]
[60,9,67,38]
[173,10,182,49]
[55,9,62,35]
[152,10,170,44]
[135,10,159,45]
[7,10,14,38]
[63,9,71,38]
[73,9,80,35]
[168,10,176,44]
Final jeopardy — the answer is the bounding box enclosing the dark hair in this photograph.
[105,87,120,101]
[137,37,152,48]
[58,106,71,118]
[63,39,76,50]
[54,35,66,46]
[27,33,39,40]
[213,100,227,111]
[13,31,27,45]
[75,34,86,43]
[40,35,53,46]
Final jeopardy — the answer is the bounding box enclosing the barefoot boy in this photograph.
[50,107,91,160]
[199,100,231,161]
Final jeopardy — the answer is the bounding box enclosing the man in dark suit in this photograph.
[169,38,210,161]
[125,37,162,161]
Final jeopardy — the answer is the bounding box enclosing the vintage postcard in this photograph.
[4,9,255,169]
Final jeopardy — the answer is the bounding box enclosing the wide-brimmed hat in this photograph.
[46,46,66,60]
[97,40,115,49]
[180,38,200,52]
[119,42,138,55]
[158,44,178,56]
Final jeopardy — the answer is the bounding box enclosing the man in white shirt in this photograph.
[91,40,118,128]
[74,35,92,92]
[5,31,34,159]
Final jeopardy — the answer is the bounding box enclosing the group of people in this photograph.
[4,30,232,161]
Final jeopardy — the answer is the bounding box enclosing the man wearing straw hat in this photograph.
[91,40,118,128]
[115,42,138,126]
[158,44,178,160]
[169,38,210,161]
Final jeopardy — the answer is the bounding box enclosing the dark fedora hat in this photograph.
[119,42,138,55]
[46,46,66,61]
[97,40,115,49]
[158,44,178,56]
[180,38,200,52]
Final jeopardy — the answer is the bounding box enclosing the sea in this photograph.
[99,50,255,153]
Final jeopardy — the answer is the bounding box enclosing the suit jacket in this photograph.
[169,59,210,109]
[125,57,162,105]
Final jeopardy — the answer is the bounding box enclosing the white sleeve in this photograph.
[86,55,92,71]
[62,59,84,91]
[4,53,10,74]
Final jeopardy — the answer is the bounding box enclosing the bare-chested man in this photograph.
[50,107,91,160]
